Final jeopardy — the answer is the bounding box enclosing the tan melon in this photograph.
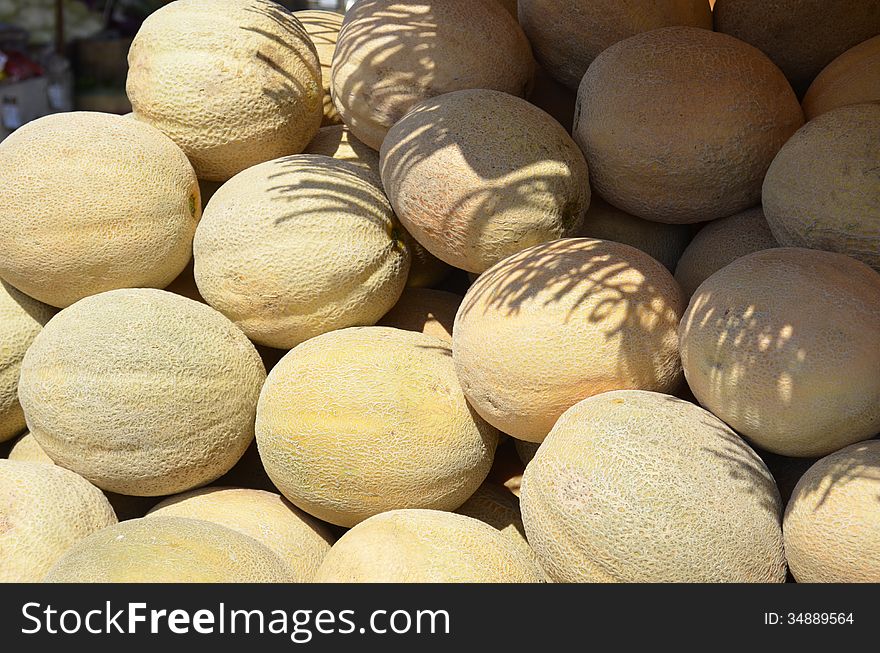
[1,459,117,582]
[783,441,880,582]
[8,431,54,465]
[377,288,462,343]
[331,0,534,150]
[763,104,880,270]
[18,289,266,496]
[0,282,54,442]
[803,36,880,120]
[193,155,410,349]
[255,327,499,527]
[127,0,322,181]
[674,207,778,297]
[315,509,545,582]
[0,112,199,308]
[381,89,590,273]
[714,0,880,96]
[521,390,786,583]
[453,238,684,443]
[574,27,803,224]
[294,10,344,126]
[519,0,712,90]
[147,487,334,581]
[680,248,880,457]
[44,516,295,583]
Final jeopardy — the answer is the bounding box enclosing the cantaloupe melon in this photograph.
[520,390,787,582]
[0,112,199,308]
[331,0,534,150]
[18,289,266,496]
[574,27,803,224]
[674,207,778,297]
[803,36,880,120]
[294,10,345,126]
[1,459,117,582]
[519,0,712,90]
[453,238,684,443]
[381,89,590,273]
[783,441,880,582]
[680,248,880,457]
[255,327,499,527]
[8,431,54,465]
[714,0,880,96]
[762,104,880,270]
[193,155,410,349]
[147,487,334,581]
[0,282,54,442]
[377,288,462,343]
[44,516,295,583]
[127,0,322,181]
[314,509,545,582]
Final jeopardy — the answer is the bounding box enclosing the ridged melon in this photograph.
[453,238,684,443]
[331,0,534,150]
[44,516,295,583]
[803,36,880,120]
[520,390,786,582]
[762,104,880,270]
[0,112,199,307]
[294,10,344,126]
[574,26,803,224]
[680,248,880,457]
[127,0,322,181]
[1,459,117,582]
[18,289,266,496]
[381,89,590,273]
[315,509,545,582]
[255,327,499,527]
[377,288,462,343]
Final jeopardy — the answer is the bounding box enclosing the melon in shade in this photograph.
[377,288,462,343]
[331,0,534,150]
[520,390,787,583]
[762,103,880,271]
[294,10,344,126]
[381,89,590,273]
[679,248,880,457]
[574,26,803,224]
[0,112,199,308]
[18,289,266,496]
[453,238,684,443]
[315,509,545,582]
[255,327,499,527]
[803,35,880,120]
[784,441,880,583]
[127,0,322,181]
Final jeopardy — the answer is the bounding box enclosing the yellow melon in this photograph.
[680,248,880,457]
[294,10,345,126]
[377,288,462,343]
[127,0,322,181]
[574,26,803,224]
[255,327,499,527]
[803,36,880,120]
[521,390,786,582]
[0,112,199,308]
[18,289,266,496]
[453,238,684,443]
[8,431,54,465]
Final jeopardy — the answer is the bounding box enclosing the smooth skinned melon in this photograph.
[127,0,322,181]
[803,36,880,120]
[453,238,684,443]
[315,509,545,582]
[0,112,200,308]
[381,89,590,273]
[783,441,880,582]
[674,207,778,297]
[331,0,534,150]
[574,26,803,224]
[1,459,117,582]
[521,390,786,583]
[193,155,410,349]
[519,0,712,90]
[147,487,334,582]
[377,288,462,343]
[294,10,345,126]
[679,248,880,457]
[762,104,880,270]
[44,516,295,583]
[256,327,499,527]
[18,289,266,496]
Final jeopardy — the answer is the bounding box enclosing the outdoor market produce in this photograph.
[802,35,880,120]
[295,9,345,126]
